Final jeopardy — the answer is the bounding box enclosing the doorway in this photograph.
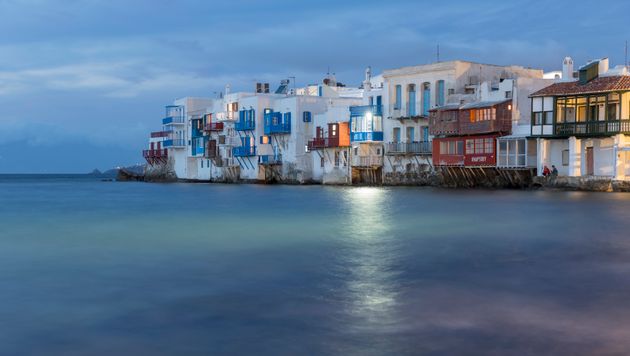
[586,147,594,176]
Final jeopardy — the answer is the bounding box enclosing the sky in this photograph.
[1,0,629,173]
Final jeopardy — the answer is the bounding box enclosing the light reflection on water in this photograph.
[340,187,400,332]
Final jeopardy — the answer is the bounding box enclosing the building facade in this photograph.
[531,58,630,179]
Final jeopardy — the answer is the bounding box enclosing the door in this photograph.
[422,126,429,141]
[393,127,401,142]
[408,86,416,116]
[422,83,431,116]
[406,127,414,142]
[586,147,594,176]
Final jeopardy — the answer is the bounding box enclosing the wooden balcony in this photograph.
[553,120,630,137]
[204,122,224,132]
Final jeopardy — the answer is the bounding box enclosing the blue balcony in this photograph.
[235,109,256,131]
[350,105,383,117]
[163,139,186,148]
[233,145,256,157]
[264,111,291,135]
[350,105,383,142]
[163,116,185,125]
[259,154,282,165]
[351,131,384,142]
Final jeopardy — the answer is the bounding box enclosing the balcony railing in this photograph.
[307,137,343,150]
[163,139,186,148]
[386,141,432,155]
[233,145,256,157]
[162,116,185,125]
[264,122,291,135]
[389,105,426,119]
[352,156,383,167]
[150,131,170,138]
[259,154,283,165]
[204,122,224,131]
[350,105,383,117]
[554,120,630,136]
[142,149,168,159]
[235,120,255,131]
[350,131,384,142]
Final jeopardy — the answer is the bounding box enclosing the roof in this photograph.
[460,99,510,109]
[530,75,630,97]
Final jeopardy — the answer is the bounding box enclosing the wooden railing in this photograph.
[352,156,383,167]
[554,120,630,136]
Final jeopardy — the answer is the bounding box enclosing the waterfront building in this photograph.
[428,63,546,171]
[531,58,630,179]
[144,78,363,183]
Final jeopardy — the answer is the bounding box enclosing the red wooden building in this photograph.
[430,100,512,167]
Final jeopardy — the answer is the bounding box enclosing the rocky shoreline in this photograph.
[119,164,630,192]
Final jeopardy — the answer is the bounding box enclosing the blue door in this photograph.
[395,85,402,109]
[407,127,414,142]
[408,90,416,116]
[422,85,431,116]
[422,126,429,141]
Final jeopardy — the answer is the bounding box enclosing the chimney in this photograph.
[562,57,574,82]
[363,66,372,90]
[598,58,609,75]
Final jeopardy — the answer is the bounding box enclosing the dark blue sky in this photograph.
[1,0,629,173]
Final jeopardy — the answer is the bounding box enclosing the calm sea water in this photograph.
[2,175,630,355]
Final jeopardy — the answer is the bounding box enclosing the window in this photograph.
[354,147,358,156]
[334,152,340,167]
[505,91,512,99]
[484,138,494,154]
[448,88,455,95]
[562,149,569,166]
[395,85,402,109]
[436,80,445,106]
[533,112,543,125]
[321,156,325,168]
[343,151,347,166]
[201,160,204,168]
[544,111,553,125]
[376,148,381,155]
[260,135,270,144]
[303,111,312,122]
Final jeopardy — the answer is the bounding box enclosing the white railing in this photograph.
[352,156,384,167]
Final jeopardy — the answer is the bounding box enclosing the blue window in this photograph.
[422,83,431,116]
[303,111,312,122]
[437,80,445,107]
[395,85,402,109]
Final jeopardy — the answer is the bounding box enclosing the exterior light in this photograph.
[508,104,512,110]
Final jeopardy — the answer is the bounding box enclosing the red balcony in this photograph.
[150,131,170,138]
[204,122,224,132]
[143,149,168,166]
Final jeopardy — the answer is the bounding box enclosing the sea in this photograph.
[1,174,630,355]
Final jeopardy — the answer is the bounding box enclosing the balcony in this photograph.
[163,139,186,148]
[350,105,382,117]
[350,131,383,142]
[233,145,256,157]
[389,106,426,120]
[162,116,185,125]
[386,141,432,155]
[352,155,383,167]
[204,122,224,132]
[552,120,630,137]
[259,154,283,165]
[264,112,291,135]
[142,149,168,165]
[150,131,170,138]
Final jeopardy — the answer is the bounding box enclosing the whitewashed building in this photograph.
[531,58,630,179]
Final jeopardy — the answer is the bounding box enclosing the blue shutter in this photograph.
[395,85,402,109]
